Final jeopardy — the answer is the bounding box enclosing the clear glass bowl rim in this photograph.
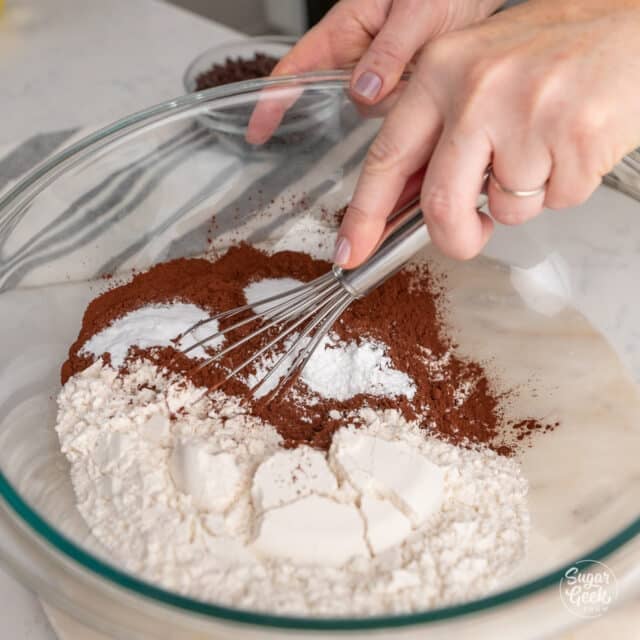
[0,71,638,631]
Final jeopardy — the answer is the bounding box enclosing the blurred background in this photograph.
[168,0,336,36]
[167,0,522,35]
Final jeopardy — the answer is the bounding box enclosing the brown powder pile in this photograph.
[62,244,551,454]
[195,53,279,91]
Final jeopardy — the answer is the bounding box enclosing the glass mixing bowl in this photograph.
[0,72,638,639]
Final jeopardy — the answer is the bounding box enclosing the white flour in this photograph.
[82,303,222,367]
[56,359,529,616]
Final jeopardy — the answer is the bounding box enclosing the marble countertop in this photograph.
[0,0,236,147]
[0,0,638,638]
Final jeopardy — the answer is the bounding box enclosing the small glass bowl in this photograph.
[183,37,341,155]
[183,36,296,94]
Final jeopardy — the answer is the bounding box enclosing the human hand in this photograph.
[334,0,640,268]
[246,0,502,144]
[275,0,503,103]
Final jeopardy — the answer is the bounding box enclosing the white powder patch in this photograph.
[245,333,416,401]
[56,361,529,616]
[302,334,416,401]
[81,303,220,367]
[243,278,416,401]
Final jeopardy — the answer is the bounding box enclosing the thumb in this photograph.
[246,1,375,145]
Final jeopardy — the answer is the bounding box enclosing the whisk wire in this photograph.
[192,280,342,372]
[213,287,348,391]
[178,196,428,399]
[191,280,341,366]
[181,272,337,356]
[252,292,353,398]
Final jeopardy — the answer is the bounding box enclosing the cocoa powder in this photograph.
[62,244,552,453]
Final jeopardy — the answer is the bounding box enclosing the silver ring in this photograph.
[486,165,547,198]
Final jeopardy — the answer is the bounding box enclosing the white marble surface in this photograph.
[0,0,237,147]
[0,0,639,639]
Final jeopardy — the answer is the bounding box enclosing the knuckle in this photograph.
[448,55,513,123]
[365,133,405,174]
[420,34,455,71]
[520,75,560,131]
[369,36,409,68]
[464,55,509,97]
[568,104,607,156]
[393,0,425,22]
[344,202,370,226]
[526,52,567,101]
[422,187,456,226]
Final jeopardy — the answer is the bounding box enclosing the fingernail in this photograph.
[353,71,382,100]
[333,236,351,266]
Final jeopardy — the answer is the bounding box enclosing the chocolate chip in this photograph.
[195,53,279,91]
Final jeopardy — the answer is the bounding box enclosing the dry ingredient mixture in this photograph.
[55,225,550,615]
[63,244,543,454]
[195,53,279,91]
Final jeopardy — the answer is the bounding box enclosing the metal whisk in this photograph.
[180,196,427,397]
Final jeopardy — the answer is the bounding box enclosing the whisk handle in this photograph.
[335,199,428,297]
